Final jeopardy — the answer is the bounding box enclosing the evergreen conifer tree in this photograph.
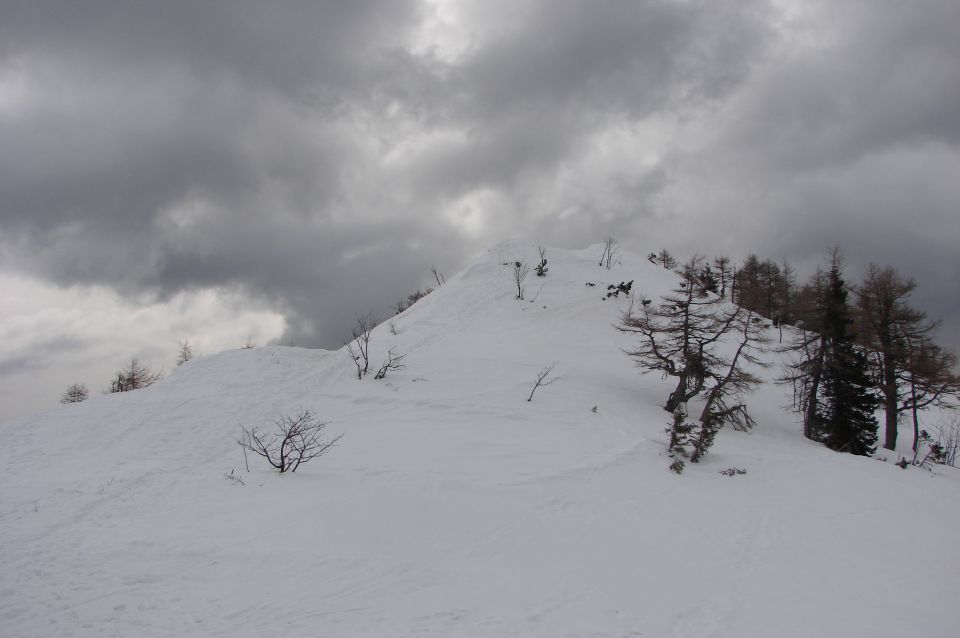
[819,263,879,455]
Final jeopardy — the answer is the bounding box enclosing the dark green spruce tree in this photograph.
[819,261,879,455]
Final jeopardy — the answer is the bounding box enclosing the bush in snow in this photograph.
[605,280,633,299]
[61,382,89,404]
[237,409,342,473]
[375,348,406,379]
[535,245,549,277]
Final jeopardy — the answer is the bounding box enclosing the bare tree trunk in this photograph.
[882,350,899,450]
[803,336,826,440]
[665,376,688,413]
[910,378,920,453]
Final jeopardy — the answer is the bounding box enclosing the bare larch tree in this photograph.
[61,383,89,404]
[618,256,767,470]
[346,313,375,379]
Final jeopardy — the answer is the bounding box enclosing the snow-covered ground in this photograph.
[2,241,958,637]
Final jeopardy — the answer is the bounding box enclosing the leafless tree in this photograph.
[931,415,960,467]
[599,236,618,269]
[618,256,767,470]
[527,361,559,402]
[779,266,830,441]
[512,261,530,299]
[857,263,943,450]
[900,338,959,453]
[375,348,407,379]
[61,383,89,404]
[176,340,193,366]
[689,309,769,462]
[241,336,256,349]
[657,249,677,270]
[713,256,731,299]
[346,313,375,379]
[778,249,856,442]
[108,358,162,393]
[236,409,342,473]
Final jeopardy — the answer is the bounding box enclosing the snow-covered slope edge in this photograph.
[2,240,958,638]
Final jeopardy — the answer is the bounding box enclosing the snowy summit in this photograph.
[2,241,958,637]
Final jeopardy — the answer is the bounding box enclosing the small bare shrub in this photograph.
[346,313,375,379]
[512,261,530,299]
[237,409,342,473]
[375,348,406,379]
[527,361,559,402]
[535,245,549,277]
[719,467,747,477]
[933,415,960,467]
[599,236,618,269]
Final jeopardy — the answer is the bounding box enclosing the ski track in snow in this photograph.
[2,241,959,637]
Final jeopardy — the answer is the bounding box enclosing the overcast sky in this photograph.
[2,0,959,422]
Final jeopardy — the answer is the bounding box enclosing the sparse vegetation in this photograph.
[236,409,342,474]
[176,340,194,366]
[512,261,530,300]
[346,313,375,380]
[108,358,162,393]
[375,348,406,379]
[599,236,618,269]
[535,245,549,277]
[527,361,559,402]
[61,383,89,404]
[719,467,747,477]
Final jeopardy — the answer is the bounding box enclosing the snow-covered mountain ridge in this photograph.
[2,240,958,637]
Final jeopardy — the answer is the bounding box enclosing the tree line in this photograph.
[625,244,958,470]
[671,247,958,457]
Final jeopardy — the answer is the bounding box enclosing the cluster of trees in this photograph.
[657,246,960,459]
[60,339,202,404]
[391,287,433,315]
[730,256,795,327]
[623,245,957,469]
[62,356,164,404]
[780,250,959,457]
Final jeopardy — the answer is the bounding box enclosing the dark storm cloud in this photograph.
[1,0,957,352]
[660,0,960,348]
[0,335,85,378]
[403,0,770,196]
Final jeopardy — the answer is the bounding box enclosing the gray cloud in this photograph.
[0,334,85,379]
[0,0,957,359]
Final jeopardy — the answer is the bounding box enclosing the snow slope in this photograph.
[2,241,958,637]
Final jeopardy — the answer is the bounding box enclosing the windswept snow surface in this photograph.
[2,241,958,637]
